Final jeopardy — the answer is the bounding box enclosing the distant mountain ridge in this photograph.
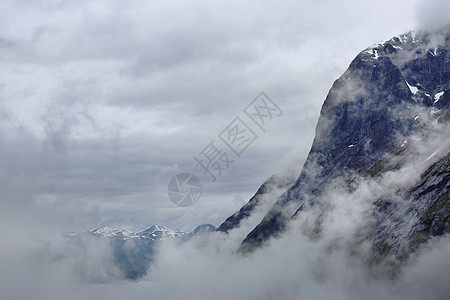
[66,223,216,280]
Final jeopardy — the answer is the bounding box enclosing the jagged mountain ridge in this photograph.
[67,223,216,280]
[222,28,449,255]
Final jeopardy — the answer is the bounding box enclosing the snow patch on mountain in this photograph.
[434,91,444,103]
[406,81,419,95]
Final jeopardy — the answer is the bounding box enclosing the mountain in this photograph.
[219,28,449,261]
[139,224,189,240]
[191,223,218,236]
[65,28,449,283]
[217,173,295,233]
[67,223,216,281]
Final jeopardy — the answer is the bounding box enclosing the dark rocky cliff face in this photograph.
[217,174,295,234]
[369,150,449,263]
[221,28,449,256]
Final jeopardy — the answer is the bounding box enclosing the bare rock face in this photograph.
[230,28,449,256]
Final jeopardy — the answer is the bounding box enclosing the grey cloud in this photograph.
[1,2,448,299]
[415,0,450,32]
[0,0,429,233]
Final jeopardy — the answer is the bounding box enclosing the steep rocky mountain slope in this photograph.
[222,28,449,259]
[217,173,295,234]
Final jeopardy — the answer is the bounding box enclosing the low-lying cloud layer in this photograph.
[1,122,449,300]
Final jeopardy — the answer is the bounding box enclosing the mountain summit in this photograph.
[220,28,449,260]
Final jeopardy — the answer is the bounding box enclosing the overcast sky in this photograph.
[0,0,447,233]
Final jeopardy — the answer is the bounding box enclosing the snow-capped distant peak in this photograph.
[89,226,132,237]
[139,225,188,240]
[143,225,170,233]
